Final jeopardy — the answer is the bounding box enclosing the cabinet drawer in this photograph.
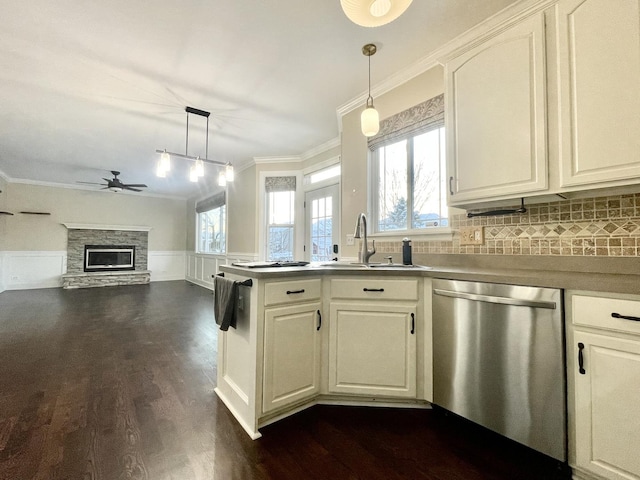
[572,294,640,336]
[330,278,418,301]
[264,278,321,306]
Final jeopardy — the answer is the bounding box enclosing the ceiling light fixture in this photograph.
[156,106,234,185]
[361,43,380,137]
[340,0,413,27]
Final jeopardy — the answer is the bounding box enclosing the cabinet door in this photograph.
[573,331,640,479]
[329,302,416,398]
[558,0,640,188]
[446,12,547,205]
[263,302,322,413]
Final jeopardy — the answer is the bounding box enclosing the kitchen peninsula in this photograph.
[215,260,640,480]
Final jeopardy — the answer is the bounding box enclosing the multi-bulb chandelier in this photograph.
[156,106,234,187]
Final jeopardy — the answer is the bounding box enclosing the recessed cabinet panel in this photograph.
[446,13,547,204]
[573,331,640,479]
[329,302,416,398]
[262,302,322,413]
[558,0,640,187]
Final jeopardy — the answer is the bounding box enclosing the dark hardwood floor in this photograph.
[0,281,569,480]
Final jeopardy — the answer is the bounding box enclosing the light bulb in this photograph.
[369,0,391,17]
[189,166,198,182]
[195,157,205,177]
[225,164,235,182]
[156,160,167,178]
[361,106,380,137]
[160,150,171,171]
[218,172,227,187]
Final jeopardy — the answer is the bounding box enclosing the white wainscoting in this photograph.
[1,251,67,290]
[1,250,188,291]
[185,252,257,291]
[148,251,186,282]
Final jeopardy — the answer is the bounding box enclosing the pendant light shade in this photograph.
[341,0,413,27]
[195,157,205,177]
[361,43,379,137]
[225,164,235,182]
[218,171,227,187]
[361,105,380,137]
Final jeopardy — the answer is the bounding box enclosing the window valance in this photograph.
[368,93,444,151]
[196,191,226,213]
[265,176,296,193]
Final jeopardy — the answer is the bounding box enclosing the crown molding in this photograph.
[301,136,341,161]
[253,156,302,165]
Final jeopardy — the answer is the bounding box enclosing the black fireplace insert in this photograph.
[84,245,135,272]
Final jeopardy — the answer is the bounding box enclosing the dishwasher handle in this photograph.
[433,288,557,310]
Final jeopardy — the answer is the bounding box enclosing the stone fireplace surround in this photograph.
[61,224,151,288]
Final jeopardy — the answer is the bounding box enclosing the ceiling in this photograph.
[0,0,517,199]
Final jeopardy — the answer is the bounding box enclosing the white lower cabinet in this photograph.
[262,301,322,414]
[328,276,419,399]
[568,292,640,480]
[328,302,417,398]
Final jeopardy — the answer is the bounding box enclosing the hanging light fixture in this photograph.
[155,106,234,185]
[341,0,413,27]
[361,43,380,137]
[217,171,227,187]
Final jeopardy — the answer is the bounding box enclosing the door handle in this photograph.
[410,312,415,335]
[612,312,640,322]
[449,176,454,195]
[317,310,322,331]
[578,343,586,375]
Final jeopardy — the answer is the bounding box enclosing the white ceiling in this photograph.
[0,0,517,198]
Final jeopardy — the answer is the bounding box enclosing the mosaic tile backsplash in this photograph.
[376,193,640,257]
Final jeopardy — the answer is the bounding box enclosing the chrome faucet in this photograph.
[354,213,376,264]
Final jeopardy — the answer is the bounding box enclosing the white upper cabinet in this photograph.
[557,0,640,189]
[445,12,548,206]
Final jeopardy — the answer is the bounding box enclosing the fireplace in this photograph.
[84,245,135,272]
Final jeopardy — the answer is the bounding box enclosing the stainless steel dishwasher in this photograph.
[432,279,566,461]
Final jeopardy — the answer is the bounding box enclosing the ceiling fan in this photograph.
[77,171,148,192]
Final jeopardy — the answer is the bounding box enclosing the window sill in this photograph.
[195,252,227,256]
[369,228,453,242]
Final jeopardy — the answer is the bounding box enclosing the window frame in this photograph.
[196,203,227,255]
[369,125,451,239]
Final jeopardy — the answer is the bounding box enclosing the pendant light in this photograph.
[361,43,379,137]
[341,0,413,27]
[155,106,235,184]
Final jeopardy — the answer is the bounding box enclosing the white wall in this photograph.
[0,181,188,291]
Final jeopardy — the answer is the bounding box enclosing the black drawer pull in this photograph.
[611,312,640,322]
[317,310,322,331]
[578,343,586,375]
[286,289,305,295]
[410,313,415,335]
[363,288,384,292]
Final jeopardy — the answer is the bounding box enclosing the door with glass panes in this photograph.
[305,185,339,262]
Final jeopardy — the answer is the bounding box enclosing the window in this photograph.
[265,176,296,261]
[196,192,226,254]
[368,94,447,234]
[373,127,447,232]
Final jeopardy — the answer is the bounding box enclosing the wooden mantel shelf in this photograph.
[62,223,152,231]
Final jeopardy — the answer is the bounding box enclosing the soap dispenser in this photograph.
[402,238,412,265]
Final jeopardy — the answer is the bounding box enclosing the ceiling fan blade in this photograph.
[123,184,147,188]
[122,186,142,192]
[102,178,113,183]
[77,181,106,185]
